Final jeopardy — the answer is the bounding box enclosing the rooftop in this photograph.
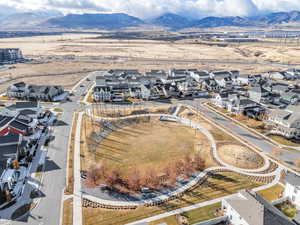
[226,190,295,225]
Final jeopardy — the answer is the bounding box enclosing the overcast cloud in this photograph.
[0,0,299,19]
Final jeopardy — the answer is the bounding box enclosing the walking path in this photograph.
[79,110,282,208]
[73,112,83,225]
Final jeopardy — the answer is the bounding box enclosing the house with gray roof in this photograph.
[284,172,300,210]
[7,83,66,102]
[222,190,296,225]
[248,85,270,104]
[267,106,300,139]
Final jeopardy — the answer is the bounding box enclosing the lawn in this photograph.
[268,135,300,147]
[81,116,211,176]
[258,184,284,202]
[62,198,73,225]
[83,171,260,225]
[181,202,221,224]
[65,112,78,194]
[150,215,179,225]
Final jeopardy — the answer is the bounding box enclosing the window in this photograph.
[292,196,296,202]
[294,187,298,194]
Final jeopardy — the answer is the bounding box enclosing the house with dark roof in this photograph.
[222,190,296,225]
[7,83,66,102]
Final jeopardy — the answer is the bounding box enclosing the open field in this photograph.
[83,171,260,225]
[0,32,298,92]
[81,115,212,177]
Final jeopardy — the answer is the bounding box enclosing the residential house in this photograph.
[210,71,233,88]
[189,71,210,83]
[0,166,27,209]
[267,106,300,139]
[267,71,286,80]
[202,79,221,92]
[222,190,296,225]
[284,171,300,210]
[232,74,256,86]
[248,86,270,104]
[7,83,66,102]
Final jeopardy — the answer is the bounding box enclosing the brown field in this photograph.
[81,116,213,177]
[82,171,260,225]
[62,198,73,225]
[217,143,264,169]
[178,108,236,142]
[0,32,298,93]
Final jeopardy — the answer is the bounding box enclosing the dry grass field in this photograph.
[150,202,221,225]
[0,32,298,93]
[82,171,260,225]
[81,116,212,177]
[217,143,264,169]
[178,108,236,142]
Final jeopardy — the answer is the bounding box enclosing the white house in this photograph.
[284,172,300,210]
[222,190,295,225]
[232,74,255,86]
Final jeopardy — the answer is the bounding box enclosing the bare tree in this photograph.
[126,169,141,191]
[105,168,122,188]
[193,154,206,171]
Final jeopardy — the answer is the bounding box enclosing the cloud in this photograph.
[1,0,300,19]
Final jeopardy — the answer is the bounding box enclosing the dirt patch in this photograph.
[217,143,264,169]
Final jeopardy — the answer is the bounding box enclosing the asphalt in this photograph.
[184,100,300,165]
[11,79,89,225]
[9,74,300,225]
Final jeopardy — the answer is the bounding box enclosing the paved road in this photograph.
[11,77,91,225]
[184,100,300,165]
[9,72,300,225]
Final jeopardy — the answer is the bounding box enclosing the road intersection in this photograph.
[8,71,300,225]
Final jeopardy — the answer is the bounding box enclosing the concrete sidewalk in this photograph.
[73,112,83,225]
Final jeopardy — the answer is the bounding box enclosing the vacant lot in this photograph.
[0,32,296,92]
[81,116,211,177]
[83,171,260,225]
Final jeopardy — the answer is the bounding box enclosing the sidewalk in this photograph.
[73,112,83,225]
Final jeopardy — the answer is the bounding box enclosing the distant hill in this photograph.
[151,13,192,30]
[191,16,255,28]
[0,11,63,29]
[254,11,300,24]
[45,13,144,29]
[1,10,300,30]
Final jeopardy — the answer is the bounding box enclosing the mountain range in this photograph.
[1,10,300,30]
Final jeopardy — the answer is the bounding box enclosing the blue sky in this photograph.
[0,0,299,19]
